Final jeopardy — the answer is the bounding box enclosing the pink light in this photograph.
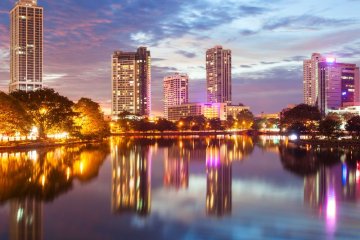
[326,190,337,234]
[326,57,336,63]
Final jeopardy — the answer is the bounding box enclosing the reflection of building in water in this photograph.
[164,147,189,189]
[206,146,232,217]
[9,198,43,240]
[304,162,359,231]
[304,163,359,208]
[111,145,151,216]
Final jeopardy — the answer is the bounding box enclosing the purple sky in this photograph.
[1,0,360,115]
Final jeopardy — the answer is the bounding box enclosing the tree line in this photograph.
[0,88,109,139]
[280,104,360,139]
[112,109,256,132]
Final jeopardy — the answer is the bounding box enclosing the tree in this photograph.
[0,92,32,136]
[209,118,223,131]
[236,109,254,129]
[319,116,341,139]
[346,116,360,139]
[11,88,75,138]
[225,115,235,129]
[281,104,321,133]
[73,98,110,139]
[155,118,176,132]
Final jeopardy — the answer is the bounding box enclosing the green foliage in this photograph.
[11,88,75,138]
[155,118,176,132]
[73,98,110,139]
[319,116,341,139]
[0,92,32,135]
[236,109,254,129]
[281,104,321,132]
[209,118,223,131]
[346,116,360,139]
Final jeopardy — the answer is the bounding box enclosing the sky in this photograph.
[1,0,360,116]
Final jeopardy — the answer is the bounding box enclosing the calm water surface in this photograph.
[0,136,359,240]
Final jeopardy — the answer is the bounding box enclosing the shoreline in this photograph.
[294,139,360,148]
[0,139,105,152]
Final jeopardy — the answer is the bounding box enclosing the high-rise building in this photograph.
[318,59,359,114]
[206,46,232,104]
[9,0,43,92]
[163,73,189,119]
[111,47,151,117]
[303,53,326,106]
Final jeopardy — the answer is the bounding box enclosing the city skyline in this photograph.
[1,0,360,115]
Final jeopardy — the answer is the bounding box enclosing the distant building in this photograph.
[328,106,360,116]
[226,105,250,118]
[111,47,151,117]
[303,53,325,106]
[163,73,189,119]
[167,103,227,121]
[10,0,43,92]
[206,46,232,104]
[318,59,359,115]
[167,103,203,121]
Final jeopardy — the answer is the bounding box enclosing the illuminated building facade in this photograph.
[164,147,189,189]
[318,60,359,114]
[303,53,325,106]
[10,198,43,240]
[9,0,43,92]
[111,145,151,216]
[167,103,227,121]
[225,105,250,118]
[206,146,232,217]
[163,73,189,119]
[167,103,203,121]
[206,46,232,104]
[112,47,151,117]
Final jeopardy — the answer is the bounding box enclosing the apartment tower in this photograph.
[206,46,232,104]
[10,0,43,92]
[303,53,325,106]
[163,73,189,119]
[111,47,151,117]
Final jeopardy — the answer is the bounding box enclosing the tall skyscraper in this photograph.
[318,59,359,114]
[303,53,325,106]
[163,73,189,119]
[206,46,232,104]
[111,47,151,117]
[9,0,43,92]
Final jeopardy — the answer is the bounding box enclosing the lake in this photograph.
[0,136,359,240]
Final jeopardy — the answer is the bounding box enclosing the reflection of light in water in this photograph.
[326,190,337,235]
[41,175,46,187]
[66,167,71,180]
[357,163,360,182]
[80,162,84,174]
[28,150,38,161]
[342,164,347,186]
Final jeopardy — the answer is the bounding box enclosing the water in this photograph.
[0,136,359,240]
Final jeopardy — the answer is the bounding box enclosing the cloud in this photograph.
[175,50,196,59]
[263,15,356,31]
